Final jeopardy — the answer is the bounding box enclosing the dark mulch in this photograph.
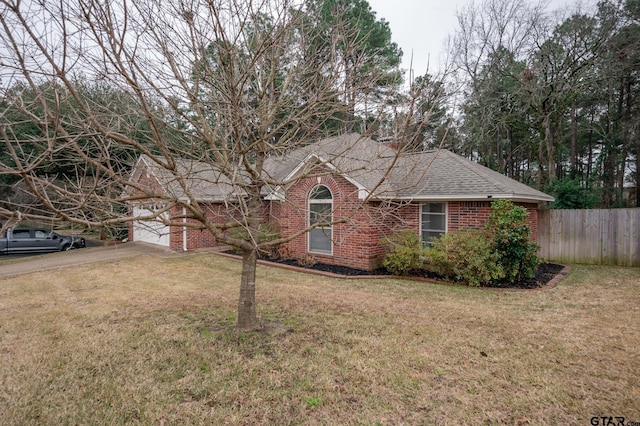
[260,255,566,290]
[511,262,567,289]
[264,257,388,277]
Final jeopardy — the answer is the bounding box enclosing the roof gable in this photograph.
[273,151,373,200]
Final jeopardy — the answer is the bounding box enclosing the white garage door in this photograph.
[132,203,170,247]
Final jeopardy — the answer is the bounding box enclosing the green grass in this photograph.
[0,254,639,424]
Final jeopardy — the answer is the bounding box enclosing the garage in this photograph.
[132,203,170,247]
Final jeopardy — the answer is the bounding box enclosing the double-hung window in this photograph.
[421,202,446,245]
[308,185,333,254]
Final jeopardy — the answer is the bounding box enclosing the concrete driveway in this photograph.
[0,242,185,279]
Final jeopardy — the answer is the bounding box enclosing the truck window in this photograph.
[12,229,31,239]
[34,230,48,238]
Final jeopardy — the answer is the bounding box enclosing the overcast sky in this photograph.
[367,0,592,77]
[367,0,463,75]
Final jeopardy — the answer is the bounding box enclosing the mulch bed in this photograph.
[258,255,567,290]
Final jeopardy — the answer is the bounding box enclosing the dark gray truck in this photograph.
[0,227,85,255]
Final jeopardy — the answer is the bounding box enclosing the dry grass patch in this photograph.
[0,254,638,424]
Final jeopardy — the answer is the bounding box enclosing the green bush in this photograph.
[380,200,540,287]
[425,229,504,287]
[486,199,540,284]
[381,230,426,275]
[546,177,600,209]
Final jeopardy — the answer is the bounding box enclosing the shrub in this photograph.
[380,201,540,287]
[486,199,540,284]
[381,230,426,275]
[298,253,318,267]
[425,228,504,287]
[546,177,600,209]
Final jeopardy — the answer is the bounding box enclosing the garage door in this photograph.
[132,203,170,247]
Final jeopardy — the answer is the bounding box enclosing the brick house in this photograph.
[128,134,554,270]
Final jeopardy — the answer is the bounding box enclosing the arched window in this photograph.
[308,185,333,254]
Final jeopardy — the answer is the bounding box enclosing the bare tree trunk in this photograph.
[506,127,515,178]
[636,101,640,207]
[636,142,640,207]
[544,114,556,185]
[571,100,577,173]
[238,249,259,330]
[618,144,627,206]
[537,136,545,190]
[602,148,617,208]
[587,126,594,181]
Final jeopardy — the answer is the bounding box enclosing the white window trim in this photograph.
[308,185,333,255]
[420,202,448,245]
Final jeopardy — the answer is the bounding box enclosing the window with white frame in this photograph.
[308,185,332,254]
[421,202,446,245]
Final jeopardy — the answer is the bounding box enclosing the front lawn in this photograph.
[0,254,638,424]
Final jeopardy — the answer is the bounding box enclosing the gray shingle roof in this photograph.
[133,155,244,201]
[387,149,554,202]
[133,134,553,204]
[262,133,396,195]
[265,134,554,203]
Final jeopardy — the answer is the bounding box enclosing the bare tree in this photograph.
[452,0,549,85]
[0,0,427,329]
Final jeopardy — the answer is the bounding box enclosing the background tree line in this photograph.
[3,0,638,211]
[445,0,640,208]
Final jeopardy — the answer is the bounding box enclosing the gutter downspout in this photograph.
[182,206,188,252]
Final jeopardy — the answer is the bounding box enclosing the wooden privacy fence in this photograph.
[538,208,640,266]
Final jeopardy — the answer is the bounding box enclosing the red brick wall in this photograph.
[275,194,541,271]
[448,201,539,240]
[525,203,539,241]
[277,173,363,270]
[171,201,276,252]
[169,203,240,251]
[275,172,420,270]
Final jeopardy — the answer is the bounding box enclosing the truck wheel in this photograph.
[62,244,72,251]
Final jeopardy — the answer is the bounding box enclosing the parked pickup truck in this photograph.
[0,227,86,255]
